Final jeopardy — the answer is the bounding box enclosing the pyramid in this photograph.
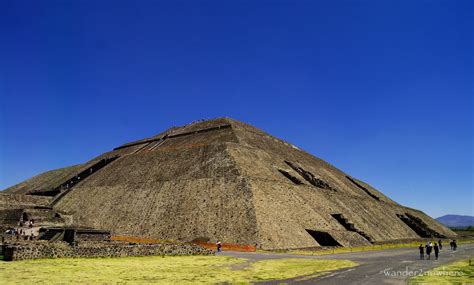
[1,118,455,249]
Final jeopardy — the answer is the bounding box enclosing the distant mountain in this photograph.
[436,215,474,228]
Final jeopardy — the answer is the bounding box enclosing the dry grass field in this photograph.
[0,255,356,284]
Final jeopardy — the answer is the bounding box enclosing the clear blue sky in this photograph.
[1,1,472,218]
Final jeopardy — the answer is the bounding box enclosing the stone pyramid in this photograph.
[1,118,455,249]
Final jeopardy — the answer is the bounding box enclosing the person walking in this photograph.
[453,240,457,251]
[450,240,454,250]
[438,239,442,250]
[216,241,222,252]
[425,242,432,260]
[419,244,424,260]
[434,243,439,260]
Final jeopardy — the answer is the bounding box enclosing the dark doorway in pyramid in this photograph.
[305,229,341,246]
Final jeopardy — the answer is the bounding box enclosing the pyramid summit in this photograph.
[1,117,455,249]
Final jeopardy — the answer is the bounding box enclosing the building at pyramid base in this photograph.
[1,118,455,249]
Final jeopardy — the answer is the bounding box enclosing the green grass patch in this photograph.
[410,259,474,284]
[0,255,356,284]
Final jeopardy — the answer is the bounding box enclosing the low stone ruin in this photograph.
[1,226,213,261]
[2,241,213,261]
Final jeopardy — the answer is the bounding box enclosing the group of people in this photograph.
[449,239,458,251]
[418,239,457,260]
[4,219,37,241]
[5,227,35,240]
[19,219,35,228]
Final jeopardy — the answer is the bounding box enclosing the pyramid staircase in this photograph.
[49,156,120,206]
[21,207,65,227]
[38,228,64,242]
[331,214,374,243]
[346,176,380,201]
[137,136,168,153]
[128,121,205,154]
[397,213,445,238]
[285,161,337,192]
[16,155,121,231]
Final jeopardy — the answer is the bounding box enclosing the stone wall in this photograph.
[0,194,52,209]
[3,241,213,261]
[0,209,23,230]
[76,232,111,242]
